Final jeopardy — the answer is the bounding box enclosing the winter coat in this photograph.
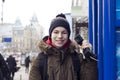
[6,56,17,73]
[0,54,11,80]
[25,56,30,68]
[29,39,98,80]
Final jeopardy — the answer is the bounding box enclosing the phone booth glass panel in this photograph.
[116,0,120,79]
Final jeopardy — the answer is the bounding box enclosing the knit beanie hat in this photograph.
[56,13,66,19]
[49,14,71,38]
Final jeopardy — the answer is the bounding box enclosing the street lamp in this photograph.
[1,0,5,23]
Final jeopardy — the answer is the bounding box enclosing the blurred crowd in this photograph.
[0,52,35,80]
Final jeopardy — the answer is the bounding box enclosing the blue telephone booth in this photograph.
[89,0,120,80]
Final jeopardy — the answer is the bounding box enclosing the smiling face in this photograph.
[51,26,68,48]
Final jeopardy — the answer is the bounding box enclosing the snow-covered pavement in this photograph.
[14,66,30,80]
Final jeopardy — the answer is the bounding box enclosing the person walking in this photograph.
[25,56,30,73]
[0,53,11,80]
[6,55,17,80]
[29,13,98,80]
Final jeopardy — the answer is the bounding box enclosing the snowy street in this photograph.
[14,65,30,80]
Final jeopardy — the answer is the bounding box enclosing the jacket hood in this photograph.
[38,36,77,55]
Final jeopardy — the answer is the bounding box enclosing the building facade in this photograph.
[0,15,43,55]
[71,0,88,40]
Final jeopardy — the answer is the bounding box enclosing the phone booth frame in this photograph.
[89,0,117,80]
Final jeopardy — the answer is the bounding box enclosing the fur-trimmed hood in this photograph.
[38,37,77,56]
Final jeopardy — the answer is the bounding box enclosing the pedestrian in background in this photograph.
[6,55,17,80]
[25,56,31,73]
[29,13,98,80]
[0,53,11,80]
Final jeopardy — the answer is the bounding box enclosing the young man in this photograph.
[29,13,98,80]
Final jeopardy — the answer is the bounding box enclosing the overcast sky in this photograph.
[0,0,72,26]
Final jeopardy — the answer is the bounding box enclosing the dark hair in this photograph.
[43,36,49,41]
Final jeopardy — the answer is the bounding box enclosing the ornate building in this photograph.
[0,14,43,54]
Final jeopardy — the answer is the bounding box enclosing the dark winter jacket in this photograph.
[0,54,10,80]
[29,39,98,80]
[6,55,17,73]
[25,56,30,67]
